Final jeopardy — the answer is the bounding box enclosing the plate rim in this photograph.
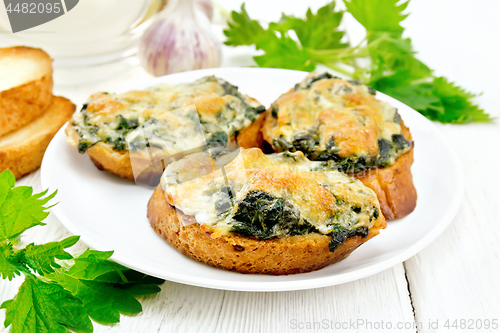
[41,67,464,292]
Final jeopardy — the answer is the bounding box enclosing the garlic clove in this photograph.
[196,0,214,21]
[138,0,221,77]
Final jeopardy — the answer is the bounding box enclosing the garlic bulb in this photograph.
[196,0,214,21]
[139,0,222,77]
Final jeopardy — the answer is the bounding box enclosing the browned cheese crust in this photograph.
[353,122,417,220]
[259,107,417,221]
[0,96,75,179]
[147,187,386,275]
[0,47,53,137]
[65,115,264,183]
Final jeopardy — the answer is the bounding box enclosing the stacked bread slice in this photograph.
[0,46,75,179]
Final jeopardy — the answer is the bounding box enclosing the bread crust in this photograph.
[147,187,386,275]
[65,114,265,183]
[0,47,53,137]
[352,122,417,220]
[0,96,75,179]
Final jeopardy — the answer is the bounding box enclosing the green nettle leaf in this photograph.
[254,31,316,71]
[65,249,128,283]
[223,1,491,123]
[1,275,93,333]
[344,0,409,34]
[19,236,80,276]
[0,170,56,241]
[223,4,267,46]
[0,242,24,281]
[0,173,164,332]
[49,271,162,324]
[426,77,491,123]
[270,2,347,50]
[66,249,163,285]
[0,170,15,188]
[376,82,441,111]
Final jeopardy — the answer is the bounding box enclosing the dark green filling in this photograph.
[77,104,141,153]
[230,190,305,239]
[206,131,228,148]
[300,72,339,90]
[220,190,373,253]
[271,103,279,117]
[75,77,265,154]
[272,132,412,173]
[219,79,265,121]
[328,225,369,252]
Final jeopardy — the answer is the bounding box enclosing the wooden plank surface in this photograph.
[404,124,500,332]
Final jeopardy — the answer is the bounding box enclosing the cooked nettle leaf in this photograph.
[0,170,164,332]
[223,0,492,123]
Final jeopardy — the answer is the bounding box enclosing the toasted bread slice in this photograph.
[147,148,386,275]
[353,122,417,220]
[148,186,386,275]
[0,47,53,137]
[0,96,76,179]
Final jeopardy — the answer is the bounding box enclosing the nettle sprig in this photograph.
[0,170,163,333]
[224,0,492,123]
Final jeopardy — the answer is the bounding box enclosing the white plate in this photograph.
[41,68,463,292]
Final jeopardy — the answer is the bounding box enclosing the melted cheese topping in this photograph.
[161,148,382,238]
[267,73,411,169]
[71,76,263,153]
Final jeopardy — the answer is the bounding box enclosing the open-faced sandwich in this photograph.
[261,73,417,220]
[147,148,386,275]
[66,76,266,183]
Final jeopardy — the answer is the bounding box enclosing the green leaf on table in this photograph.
[373,76,491,123]
[270,2,347,50]
[66,249,163,285]
[0,170,56,241]
[366,35,432,82]
[1,275,93,333]
[0,242,24,281]
[18,236,79,276]
[41,249,164,324]
[223,4,317,71]
[65,249,128,283]
[345,0,409,34]
[49,268,163,324]
[223,4,267,46]
[253,31,316,71]
[375,81,439,111]
[0,170,15,188]
[424,77,491,123]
